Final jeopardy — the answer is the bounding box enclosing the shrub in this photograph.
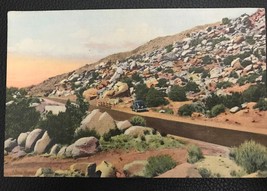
[168,85,187,101]
[165,44,173,53]
[164,108,174,114]
[231,140,267,173]
[245,36,255,45]
[223,55,236,66]
[132,72,142,82]
[190,38,202,47]
[198,168,212,178]
[201,70,210,78]
[145,155,177,177]
[189,67,205,74]
[146,88,168,107]
[102,128,122,141]
[205,93,221,110]
[241,60,253,68]
[130,116,146,126]
[216,81,233,89]
[135,83,149,100]
[121,77,133,88]
[73,129,100,142]
[157,78,168,88]
[187,145,204,163]
[5,99,40,139]
[202,55,212,64]
[164,68,174,74]
[237,76,247,86]
[211,104,225,117]
[221,93,243,108]
[222,17,230,25]
[185,81,200,93]
[242,84,266,102]
[178,104,194,116]
[253,98,267,111]
[229,71,238,78]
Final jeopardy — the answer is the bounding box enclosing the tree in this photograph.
[242,84,266,102]
[185,81,200,93]
[146,88,168,107]
[205,93,221,110]
[121,76,133,88]
[135,83,149,100]
[5,99,40,139]
[157,78,168,88]
[168,86,187,101]
[132,72,142,82]
[222,17,230,25]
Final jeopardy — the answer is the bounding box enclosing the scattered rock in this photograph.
[70,162,95,175]
[96,161,116,177]
[123,160,148,177]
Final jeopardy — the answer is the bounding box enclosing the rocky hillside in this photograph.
[29,9,266,105]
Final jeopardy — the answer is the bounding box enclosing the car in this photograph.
[131,100,148,112]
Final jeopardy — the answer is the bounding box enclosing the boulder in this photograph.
[124,126,153,137]
[113,82,129,96]
[230,106,240,113]
[71,137,99,158]
[25,129,44,152]
[231,58,242,70]
[11,145,23,154]
[244,64,253,72]
[49,144,61,155]
[65,144,75,158]
[156,163,201,178]
[16,150,27,158]
[83,88,98,100]
[80,109,102,131]
[97,112,116,136]
[57,146,67,157]
[17,132,30,147]
[96,161,116,178]
[4,138,17,152]
[103,90,115,98]
[123,160,148,177]
[34,131,51,154]
[241,103,248,109]
[70,162,95,174]
[233,36,244,44]
[35,168,55,177]
[116,120,132,131]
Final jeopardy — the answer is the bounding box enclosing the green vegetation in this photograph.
[146,88,168,107]
[245,36,255,45]
[135,83,149,100]
[185,81,200,93]
[130,116,146,126]
[211,36,230,48]
[145,155,177,177]
[100,134,183,152]
[189,66,205,74]
[216,81,233,89]
[187,145,204,164]
[202,55,212,65]
[168,85,187,101]
[73,129,100,142]
[242,84,266,102]
[5,99,40,139]
[229,71,238,78]
[121,76,133,88]
[222,17,230,25]
[178,104,194,116]
[253,98,267,111]
[201,70,210,78]
[102,128,122,141]
[211,104,225,117]
[157,78,168,88]
[132,72,142,82]
[198,168,212,178]
[164,68,174,74]
[190,38,202,47]
[220,93,243,109]
[231,140,267,173]
[241,60,253,68]
[165,44,173,53]
[204,93,221,110]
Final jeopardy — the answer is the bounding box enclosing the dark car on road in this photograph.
[131,100,148,112]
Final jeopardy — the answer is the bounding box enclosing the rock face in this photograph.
[25,129,44,152]
[49,144,61,155]
[124,126,153,137]
[157,163,201,178]
[34,131,52,154]
[116,120,132,131]
[4,138,17,152]
[17,132,30,147]
[123,160,148,177]
[79,109,117,136]
[96,161,116,177]
[71,137,99,158]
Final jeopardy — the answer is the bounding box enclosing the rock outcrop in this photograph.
[71,137,100,158]
[34,131,52,154]
[25,129,44,152]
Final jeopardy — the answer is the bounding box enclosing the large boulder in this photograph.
[116,120,132,131]
[156,163,201,178]
[230,106,240,113]
[83,88,98,101]
[49,144,61,155]
[79,109,102,131]
[57,146,67,157]
[17,132,30,147]
[25,129,44,152]
[96,161,116,177]
[65,144,75,158]
[71,137,99,158]
[123,160,148,177]
[124,126,153,137]
[34,131,52,154]
[97,112,116,135]
[4,138,17,152]
[69,162,98,177]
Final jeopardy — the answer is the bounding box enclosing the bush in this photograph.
[189,67,205,74]
[204,93,221,110]
[198,168,212,178]
[132,72,142,82]
[178,104,194,116]
[130,116,146,126]
[242,84,266,102]
[5,99,40,139]
[187,145,204,163]
[241,60,253,68]
[231,140,267,173]
[145,155,177,177]
[201,70,210,78]
[202,55,212,64]
[221,93,243,108]
[164,68,174,74]
[157,78,168,88]
[211,104,225,117]
[168,86,187,101]
[223,55,236,66]
[121,77,133,88]
[73,129,100,142]
[135,83,149,100]
[229,71,238,78]
[253,98,267,111]
[102,128,122,141]
[185,81,200,93]
[165,44,173,53]
[216,81,233,89]
[245,36,255,45]
[146,88,168,107]
[222,17,230,25]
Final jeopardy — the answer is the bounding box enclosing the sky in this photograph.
[7,8,258,87]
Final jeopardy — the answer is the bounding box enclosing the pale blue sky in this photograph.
[8,8,258,62]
